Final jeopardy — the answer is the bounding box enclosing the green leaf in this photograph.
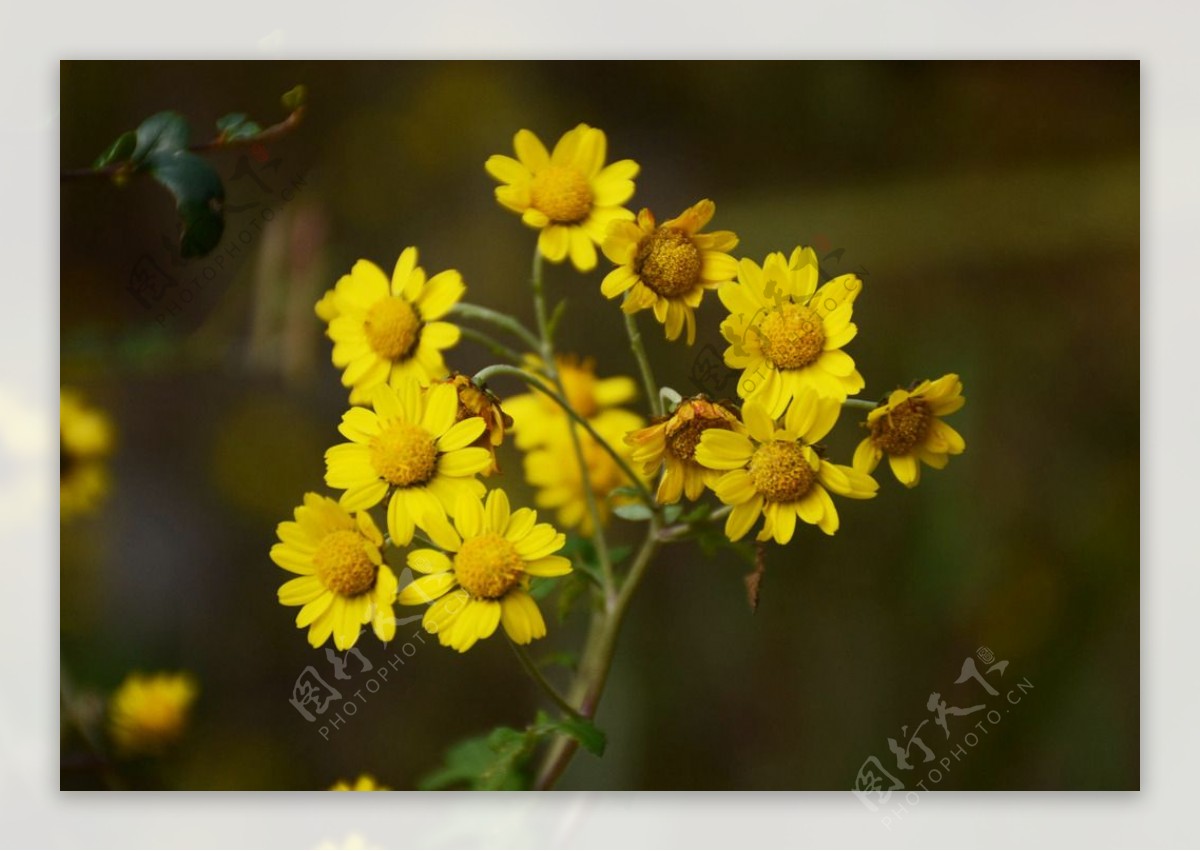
[533,711,607,757]
[527,575,556,600]
[281,84,308,112]
[419,727,532,791]
[607,544,633,566]
[612,502,653,522]
[216,112,263,141]
[556,572,587,622]
[537,650,579,671]
[132,111,190,162]
[144,151,225,258]
[93,131,137,169]
[663,504,684,524]
[608,486,641,501]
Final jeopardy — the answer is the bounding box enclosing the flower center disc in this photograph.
[667,417,732,461]
[313,529,377,596]
[750,440,816,503]
[453,532,524,599]
[370,422,438,487]
[871,399,932,455]
[530,166,593,224]
[759,304,826,369]
[364,297,421,360]
[635,228,702,297]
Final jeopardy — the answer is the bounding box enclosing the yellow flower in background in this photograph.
[524,408,646,536]
[61,388,115,518]
[398,490,571,653]
[696,390,877,543]
[853,374,966,487]
[108,671,197,756]
[440,372,512,476]
[626,396,744,505]
[485,124,638,271]
[323,248,464,404]
[718,247,864,417]
[325,380,490,545]
[504,354,638,451]
[329,774,389,791]
[271,493,399,651]
[601,200,739,344]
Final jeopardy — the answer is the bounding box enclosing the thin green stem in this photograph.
[509,638,581,720]
[623,311,663,418]
[457,326,523,365]
[448,302,541,352]
[842,397,878,411]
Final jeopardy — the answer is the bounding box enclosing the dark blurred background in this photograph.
[59,61,1139,790]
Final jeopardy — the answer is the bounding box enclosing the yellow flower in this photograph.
[601,200,739,344]
[323,248,464,404]
[504,354,637,451]
[108,671,197,756]
[485,124,638,271]
[324,380,491,546]
[314,287,338,322]
[440,372,512,476]
[398,489,572,653]
[524,408,646,536]
[853,374,966,487]
[330,774,389,791]
[695,390,878,543]
[61,388,115,518]
[718,247,864,417]
[626,396,744,504]
[271,493,400,651]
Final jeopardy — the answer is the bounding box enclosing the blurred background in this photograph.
[59,61,1139,791]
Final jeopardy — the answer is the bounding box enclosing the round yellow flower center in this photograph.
[364,297,422,361]
[453,532,524,599]
[750,440,816,503]
[870,398,932,455]
[758,304,826,369]
[667,416,732,461]
[369,422,438,487]
[530,166,593,224]
[313,529,377,596]
[635,228,702,297]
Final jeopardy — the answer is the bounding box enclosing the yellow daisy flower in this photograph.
[626,396,744,504]
[440,372,512,476]
[485,124,638,271]
[853,373,966,487]
[271,493,400,651]
[601,200,739,344]
[324,380,491,546]
[323,247,464,404]
[524,408,646,536]
[61,388,114,517]
[504,354,638,451]
[108,671,197,756]
[718,247,864,417]
[695,390,878,543]
[314,287,338,322]
[398,489,572,653]
[330,774,389,791]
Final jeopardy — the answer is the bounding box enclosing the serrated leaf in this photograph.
[419,726,533,791]
[93,131,137,169]
[612,503,653,522]
[281,84,307,112]
[132,111,189,162]
[144,151,225,258]
[216,112,263,141]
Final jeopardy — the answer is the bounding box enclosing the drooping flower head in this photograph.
[398,489,572,653]
[853,374,966,487]
[486,124,638,271]
[323,248,464,404]
[440,372,512,476]
[696,389,878,543]
[719,247,864,417]
[504,354,638,450]
[601,200,739,344]
[60,388,115,518]
[108,671,197,756]
[324,380,490,546]
[626,396,744,505]
[329,775,389,791]
[271,493,399,650]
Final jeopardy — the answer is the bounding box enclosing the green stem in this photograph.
[842,397,878,411]
[623,311,663,418]
[509,638,581,720]
[457,326,523,365]
[448,302,541,352]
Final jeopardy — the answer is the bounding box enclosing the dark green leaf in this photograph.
[527,575,555,600]
[537,650,579,671]
[533,711,606,757]
[216,112,263,141]
[144,151,225,258]
[281,84,308,112]
[132,111,190,162]
[556,572,587,622]
[93,131,136,169]
[612,503,653,522]
[418,728,531,791]
[607,545,633,566]
[663,504,684,524]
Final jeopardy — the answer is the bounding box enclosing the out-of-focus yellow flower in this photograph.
[485,124,638,271]
[108,671,197,756]
[324,380,490,546]
[329,774,389,791]
[440,373,512,476]
[601,200,738,344]
[398,489,571,653]
[853,374,966,488]
[61,388,115,518]
[504,355,637,451]
[314,288,339,322]
[322,248,464,404]
[718,247,864,417]
[696,390,877,543]
[626,396,744,505]
[271,493,399,651]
